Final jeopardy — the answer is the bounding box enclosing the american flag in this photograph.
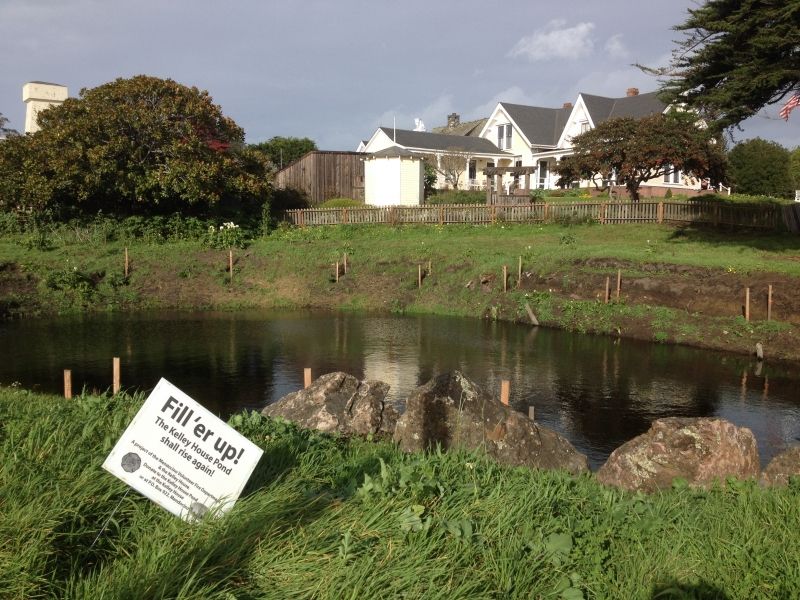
[779,93,800,120]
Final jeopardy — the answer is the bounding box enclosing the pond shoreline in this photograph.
[2,224,799,366]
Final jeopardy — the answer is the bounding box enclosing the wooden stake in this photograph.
[418,264,422,288]
[503,265,508,292]
[605,276,611,304]
[343,253,348,274]
[124,247,129,278]
[767,284,773,321]
[229,250,233,283]
[500,380,510,406]
[335,261,339,283]
[528,405,535,421]
[517,256,522,289]
[745,287,750,322]
[303,368,312,389]
[524,301,539,326]
[427,260,432,277]
[616,269,621,300]
[63,369,72,399]
[113,357,120,395]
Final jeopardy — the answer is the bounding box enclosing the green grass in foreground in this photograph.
[2,387,799,599]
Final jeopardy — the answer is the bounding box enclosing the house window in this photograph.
[580,121,590,134]
[468,160,476,180]
[497,124,512,150]
[664,166,681,184]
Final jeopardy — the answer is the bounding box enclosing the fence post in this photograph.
[616,269,621,300]
[500,380,510,406]
[745,287,750,322]
[503,265,508,292]
[124,247,129,278]
[600,202,607,224]
[229,250,233,283]
[418,264,422,289]
[343,253,348,274]
[439,206,444,226]
[605,276,611,304]
[113,357,120,395]
[768,284,773,321]
[304,368,312,389]
[517,256,522,289]
[491,205,497,224]
[299,210,305,228]
[657,202,664,224]
[335,262,339,283]
[342,208,348,224]
[64,369,72,399]
[544,202,550,222]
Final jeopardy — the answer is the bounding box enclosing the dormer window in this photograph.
[497,124,512,150]
[580,121,590,134]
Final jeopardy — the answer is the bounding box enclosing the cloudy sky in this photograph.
[1,0,795,150]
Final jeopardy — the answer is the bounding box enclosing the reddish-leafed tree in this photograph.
[555,112,726,201]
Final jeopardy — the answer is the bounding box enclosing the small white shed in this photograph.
[365,146,424,206]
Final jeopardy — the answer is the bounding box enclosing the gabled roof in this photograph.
[368,146,419,159]
[580,91,666,125]
[431,117,488,137]
[496,103,573,147]
[377,127,510,156]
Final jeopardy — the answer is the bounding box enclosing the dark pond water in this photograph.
[2,310,798,469]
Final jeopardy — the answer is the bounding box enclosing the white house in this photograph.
[361,126,512,190]
[361,88,708,196]
[476,88,698,193]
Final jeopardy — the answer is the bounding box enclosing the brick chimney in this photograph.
[562,102,573,109]
[447,112,460,128]
[626,87,639,97]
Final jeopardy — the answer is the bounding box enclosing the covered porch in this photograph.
[483,158,565,204]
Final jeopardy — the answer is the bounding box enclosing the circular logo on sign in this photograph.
[121,452,142,473]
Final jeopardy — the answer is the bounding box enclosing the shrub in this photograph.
[203,221,247,249]
[664,188,673,199]
[426,190,485,205]
[320,198,363,208]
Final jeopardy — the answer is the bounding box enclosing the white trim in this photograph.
[477,103,535,148]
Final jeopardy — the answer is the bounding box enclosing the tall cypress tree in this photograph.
[652,0,800,131]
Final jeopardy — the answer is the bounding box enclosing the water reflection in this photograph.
[2,310,798,469]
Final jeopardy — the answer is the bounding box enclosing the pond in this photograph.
[2,310,798,469]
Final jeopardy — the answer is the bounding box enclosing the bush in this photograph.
[203,222,247,249]
[426,190,485,205]
[319,198,362,208]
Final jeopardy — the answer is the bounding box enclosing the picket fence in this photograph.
[284,201,786,231]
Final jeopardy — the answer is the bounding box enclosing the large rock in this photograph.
[596,417,760,493]
[760,447,800,487]
[393,371,588,474]
[262,372,398,437]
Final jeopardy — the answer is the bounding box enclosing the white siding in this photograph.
[365,156,423,206]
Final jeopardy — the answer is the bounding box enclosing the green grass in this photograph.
[2,387,799,599]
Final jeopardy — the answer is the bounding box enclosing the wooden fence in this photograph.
[285,201,788,231]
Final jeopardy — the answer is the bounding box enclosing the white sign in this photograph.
[103,378,263,521]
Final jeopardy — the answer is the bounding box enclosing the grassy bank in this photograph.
[2,387,799,599]
[2,221,800,361]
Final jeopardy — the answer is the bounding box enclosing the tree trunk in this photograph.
[627,181,640,202]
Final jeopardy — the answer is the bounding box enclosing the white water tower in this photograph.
[23,82,68,133]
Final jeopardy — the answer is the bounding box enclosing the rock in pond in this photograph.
[392,371,588,475]
[760,447,800,487]
[261,372,398,437]
[596,417,760,493]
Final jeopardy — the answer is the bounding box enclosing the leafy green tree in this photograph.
[0,75,270,218]
[653,0,800,131]
[728,138,794,198]
[555,112,726,201]
[790,147,800,191]
[250,136,317,169]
